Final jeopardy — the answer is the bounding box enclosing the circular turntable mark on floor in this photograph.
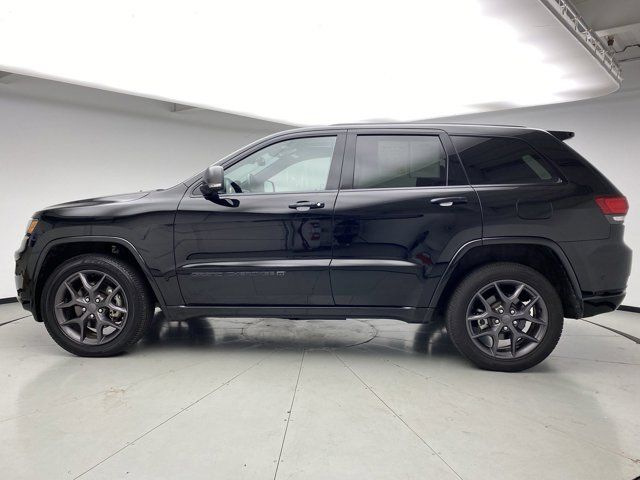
[242,318,377,348]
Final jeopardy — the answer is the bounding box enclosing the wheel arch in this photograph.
[33,236,166,322]
[429,237,583,319]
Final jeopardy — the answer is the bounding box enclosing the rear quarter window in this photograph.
[451,136,559,185]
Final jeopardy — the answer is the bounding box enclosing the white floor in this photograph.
[0,303,638,480]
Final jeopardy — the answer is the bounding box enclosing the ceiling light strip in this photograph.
[541,0,623,83]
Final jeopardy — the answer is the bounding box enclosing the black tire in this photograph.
[446,262,563,372]
[41,254,154,357]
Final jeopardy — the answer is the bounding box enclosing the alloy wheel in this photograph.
[465,280,548,358]
[54,270,129,345]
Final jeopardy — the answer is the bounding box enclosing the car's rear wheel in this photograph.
[41,254,154,356]
[446,262,563,372]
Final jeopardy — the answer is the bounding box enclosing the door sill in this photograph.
[164,305,434,323]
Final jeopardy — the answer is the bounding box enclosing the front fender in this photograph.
[30,236,170,321]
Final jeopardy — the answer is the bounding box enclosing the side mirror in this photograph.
[200,166,224,196]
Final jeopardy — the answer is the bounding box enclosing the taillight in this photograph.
[595,195,628,223]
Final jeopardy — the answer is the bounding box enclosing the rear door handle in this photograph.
[430,196,468,207]
[288,201,325,212]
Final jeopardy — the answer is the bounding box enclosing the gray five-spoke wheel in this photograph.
[54,270,129,345]
[465,280,548,358]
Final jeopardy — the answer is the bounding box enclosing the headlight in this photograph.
[26,218,39,235]
[16,219,38,261]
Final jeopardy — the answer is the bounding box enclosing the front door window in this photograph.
[224,136,337,194]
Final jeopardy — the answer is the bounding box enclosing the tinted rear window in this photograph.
[451,136,558,185]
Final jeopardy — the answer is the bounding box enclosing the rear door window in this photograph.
[353,135,446,189]
[451,136,558,185]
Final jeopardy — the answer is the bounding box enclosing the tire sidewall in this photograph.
[446,263,564,372]
[41,255,146,356]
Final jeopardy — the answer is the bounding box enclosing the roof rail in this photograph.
[329,122,526,128]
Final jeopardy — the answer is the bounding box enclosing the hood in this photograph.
[36,190,155,220]
[44,191,153,210]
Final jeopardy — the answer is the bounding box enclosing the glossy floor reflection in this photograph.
[0,304,639,480]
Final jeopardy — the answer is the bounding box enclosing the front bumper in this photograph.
[15,262,34,314]
[14,234,37,317]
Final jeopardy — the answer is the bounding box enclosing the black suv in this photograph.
[15,124,631,371]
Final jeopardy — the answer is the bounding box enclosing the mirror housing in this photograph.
[200,166,224,196]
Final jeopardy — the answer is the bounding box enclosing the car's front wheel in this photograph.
[41,254,154,356]
[446,262,563,372]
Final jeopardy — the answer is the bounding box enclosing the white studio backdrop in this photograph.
[0,75,289,299]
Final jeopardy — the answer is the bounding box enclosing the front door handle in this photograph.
[288,201,325,212]
[430,196,468,207]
